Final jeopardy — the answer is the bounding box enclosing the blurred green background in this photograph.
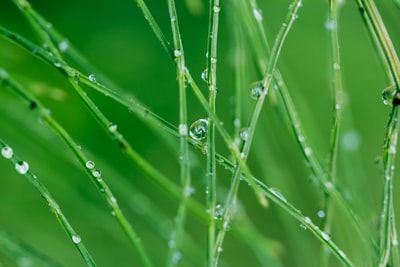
[1,0,400,266]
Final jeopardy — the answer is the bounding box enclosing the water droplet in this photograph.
[304,147,313,156]
[217,246,223,253]
[174,49,182,57]
[189,119,208,141]
[325,181,333,190]
[298,135,305,142]
[250,81,264,100]
[304,217,312,224]
[300,224,307,230]
[382,85,397,106]
[325,19,337,30]
[317,210,325,218]
[15,161,29,175]
[239,128,249,141]
[253,8,263,21]
[86,161,95,169]
[214,204,224,220]
[92,169,101,178]
[201,69,208,82]
[1,146,13,159]
[172,251,182,264]
[58,39,69,52]
[321,232,331,241]
[109,124,118,132]
[213,5,220,13]
[342,130,361,151]
[393,238,399,246]
[110,196,117,204]
[72,235,81,244]
[333,62,340,70]
[178,123,188,136]
[210,57,217,64]
[54,62,61,68]
[185,186,195,196]
[88,74,96,82]
[270,188,286,202]
[234,118,241,127]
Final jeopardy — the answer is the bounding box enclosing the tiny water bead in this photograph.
[86,161,95,169]
[72,235,81,244]
[171,251,183,264]
[15,161,29,175]
[321,232,331,241]
[317,210,325,218]
[253,8,263,21]
[174,49,182,57]
[189,119,208,141]
[88,74,96,82]
[213,5,220,13]
[58,39,69,52]
[1,146,13,159]
[250,81,264,100]
[108,124,118,133]
[178,123,188,136]
[382,85,397,106]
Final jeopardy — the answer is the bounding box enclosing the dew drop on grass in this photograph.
[72,235,81,244]
[58,39,69,52]
[1,146,13,159]
[189,119,208,141]
[92,169,101,178]
[214,204,224,220]
[174,49,182,57]
[213,5,220,13]
[270,188,286,202]
[239,128,249,141]
[317,210,325,218]
[217,246,223,253]
[382,85,397,106]
[321,232,330,241]
[325,19,337,30]
[108,124,118,133]
[15,161,29,175]
[304,217,312,224]
[250,81,264,100]
[201,69,208,82]
[88,74,96,82]
[299,224,307,230]
[178,124,188,136]
[86,161,95,169]
[172,251,182,264]
[253,8,263,21]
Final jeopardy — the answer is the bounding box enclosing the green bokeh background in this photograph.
[1,0,400,266]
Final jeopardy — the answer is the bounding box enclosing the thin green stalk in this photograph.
[0,138,97,267]
[166,1,191,266]
[321,0,344,265]
[355,0,400,265]
[214,1,302,263]
[205,1,220,266]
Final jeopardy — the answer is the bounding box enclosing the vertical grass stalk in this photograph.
[321,0,344,265]
[204,0,220,266]
[166,1,191,265]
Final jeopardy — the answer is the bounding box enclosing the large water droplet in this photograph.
[1,146,13,159]
[15,161,29,175]
[88,74,96,82]
[382,85,397,106]
[250,81,264,100]
[189,119,208,141]
[72,235,81,244]
[86,161,95,169]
